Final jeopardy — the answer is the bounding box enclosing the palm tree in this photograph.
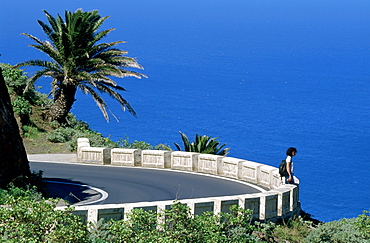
[174,132,230,155]
[16,9,146,124]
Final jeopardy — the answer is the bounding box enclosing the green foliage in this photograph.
[12,96,32,115]
[45,114,116,151]
[355,210,370,239]
[174,131,230,155]
[0,63,29,96]
[272,216,314,243]
[162,202,200,242]
[116,136,172,151]
[34,92,53,107]
[88,202,258,243]
[117,137,153,150]
[0,188,88,242]
[0,187,368,243]
[1,63,43,127]
[305,217,369,243]
[7,170,48,197]
[220,205,256,242]
[22,125,41,139]
[0,186,42,205]
[0,63,39,104]
[91,208,159,242]
[154,143,173,151]
[47,127,77,143]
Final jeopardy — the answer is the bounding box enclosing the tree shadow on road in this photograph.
[43,178,103,205]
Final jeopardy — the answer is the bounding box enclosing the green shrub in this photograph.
[0,63,39,105]
[355,211,370,239]
[22,125,40,139]
[11,96,32,116]
[46,115,117,151]
[88,202,259,243]
[46,127,77,143]
[96,208,159,242]
[0,186,42,205]
[34,92,53,107]
[272,216,313,243]
[0,63,29,96]
[117,136,172,151]
[154,143,172,151]
[67,132,117,151]
[305,218,368,243]
[0,189,88,242]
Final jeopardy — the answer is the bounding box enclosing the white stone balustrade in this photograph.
[171,151,199,171]
[221,157,244,179]
[241,160,262,184]
[111,148,141,166]
[259,165,278,189]
[72,138,301,223]
[141,150,171,168]
[197,154,224,175]
[77,138,111,165]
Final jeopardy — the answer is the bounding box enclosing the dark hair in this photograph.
[286,147,297,156]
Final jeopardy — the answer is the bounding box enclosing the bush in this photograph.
[46,114,117,151]
[46,128,73,143]
[117,136,172,151]
[305,217,369,243]
[271,216,314,243]
[90,208,159,242]
[11,96,32,116]
[0,188,88,242]
[1,187,368,243]
[0,63,29,96]
[88,202,259,243]
[0,186,42,205]
[0,63,39,105]
[355,211,370,239]
[22,125,40,139]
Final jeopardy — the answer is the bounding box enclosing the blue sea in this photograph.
[1,0,369,222]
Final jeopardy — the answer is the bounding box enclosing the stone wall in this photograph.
[70,138,301,223]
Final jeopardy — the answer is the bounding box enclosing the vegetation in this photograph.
[0,187,87,242]
[116,136,171,151]
[0,187,369,242]
[16,9,146,124]
[304,214,370,243]
[174,131,230,155]
[0,63,167,154]
[2,8,368,239]
[0,63,40,127]
[2,64,369,241]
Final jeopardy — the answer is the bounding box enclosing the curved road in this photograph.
[29,156,264,205]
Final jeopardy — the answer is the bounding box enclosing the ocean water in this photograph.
[1,0,369,222]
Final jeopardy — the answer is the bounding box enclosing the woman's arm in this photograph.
[286,161,293,183]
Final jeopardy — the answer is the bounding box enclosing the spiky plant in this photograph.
[174,131,229,155]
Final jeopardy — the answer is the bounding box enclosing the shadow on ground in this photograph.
[43,178,102,205]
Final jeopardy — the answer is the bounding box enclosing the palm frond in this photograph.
[79,85,109,121]
[93,82,136,117]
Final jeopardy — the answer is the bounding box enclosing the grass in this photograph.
[23,136,71,154]
[16,106,72,155]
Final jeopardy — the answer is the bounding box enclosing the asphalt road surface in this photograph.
[30,161,264,205]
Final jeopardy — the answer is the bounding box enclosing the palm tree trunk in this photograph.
[45,84,77,124]
[0,68,31,188]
